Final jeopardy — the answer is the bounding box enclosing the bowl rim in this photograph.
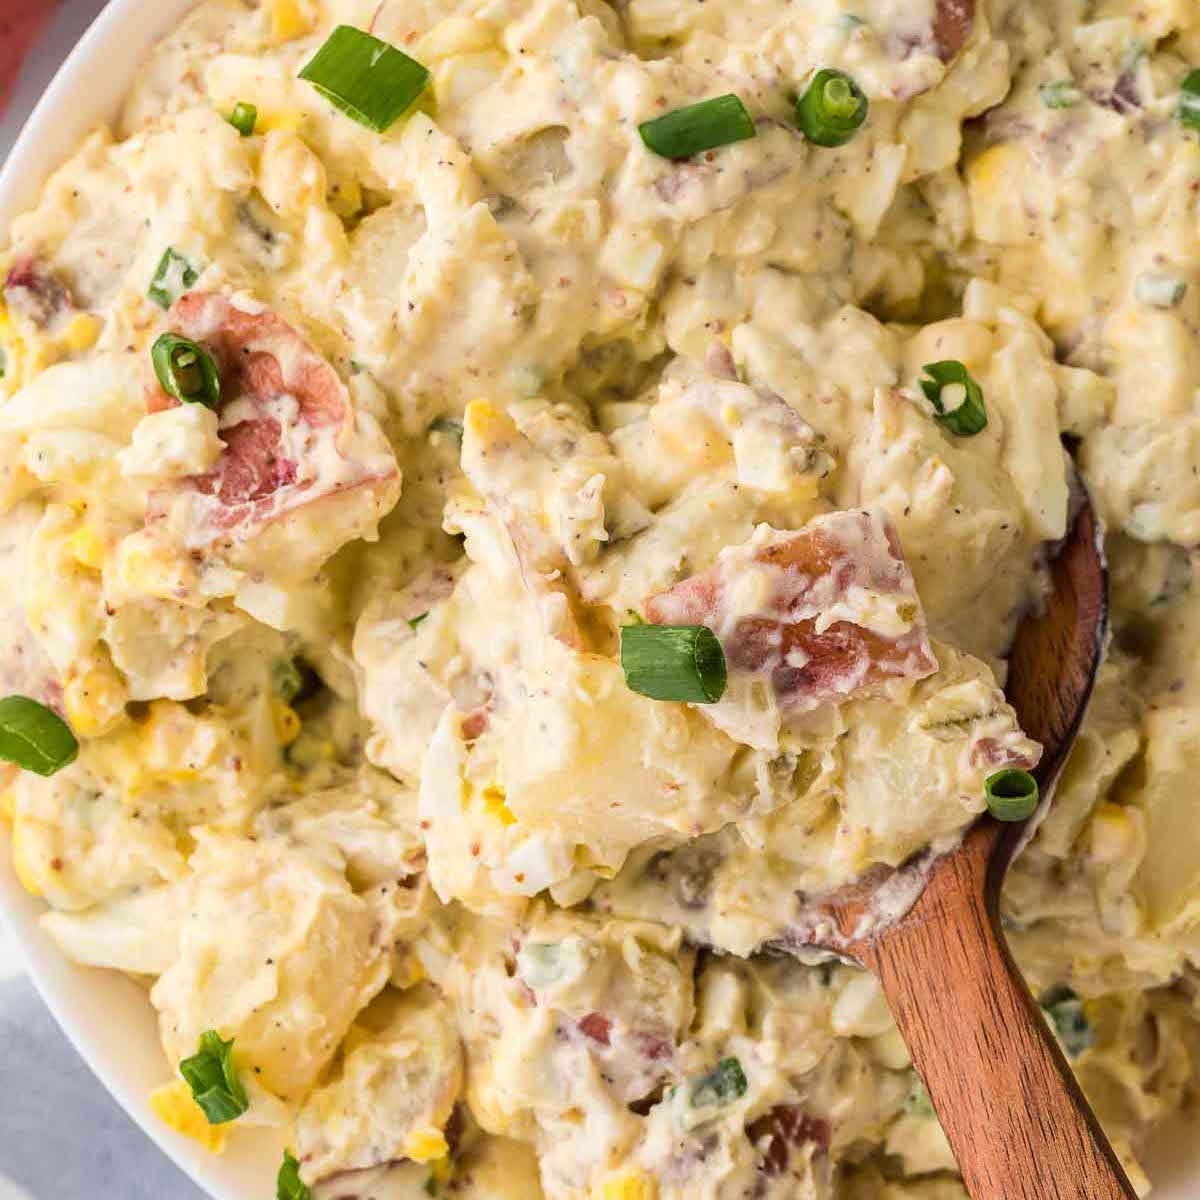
[0,5,1198,1200]
[0,4,282,1196]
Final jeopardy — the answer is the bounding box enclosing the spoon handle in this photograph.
[858,836,1138,1200]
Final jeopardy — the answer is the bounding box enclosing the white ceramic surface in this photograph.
[0,3,1195,1198]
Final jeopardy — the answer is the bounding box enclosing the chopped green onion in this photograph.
[0,695,78,777]
[429,415,464,444]
[621,624,727,704]
[919,360,988,437]
[1135,272,1187,309]
[795,69,869,148]
[152,334,222,408]
[271,658,319,704]
[148,248,199,310]
[1040,986,1096,1059]
[984,768,1039,822]
[299,25,430,133]
[0,345,7,379]
[277,1149,311,1200]
[690,1057,748,1107]
[1179,69,1200,132]
[408,613,429,631]
[179,1031,248,1125]
[271,658,304,701]
[1039,80,1082,109]
[228,101,258,137]
[904,1072,935,1117]
[639,94,756,161]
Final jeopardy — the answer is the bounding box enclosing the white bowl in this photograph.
[0,4,1196,1199]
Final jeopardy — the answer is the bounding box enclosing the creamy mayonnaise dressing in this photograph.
[0,0,1198,1196]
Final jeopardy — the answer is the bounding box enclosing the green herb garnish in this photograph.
[179,1031,248,1125]
[1179,69,1200,132]
[0,695,78,777]
[148,248,199,311]
[151,333,221,407]
[795,68,869,147]
[639,94,756,161]
[621,624,727,704]
[690,1057,748,1107]
[228,101,258,137]
[984,768,1039,822]
[276,1149,311,1200]
[919,360,988,437]
[1039,80,1082,109]
[300,26,430,133]
[1040,985,1097,1060]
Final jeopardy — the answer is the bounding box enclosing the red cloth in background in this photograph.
[0,1,58,115]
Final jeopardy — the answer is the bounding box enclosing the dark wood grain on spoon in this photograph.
[792,486,1135,1199]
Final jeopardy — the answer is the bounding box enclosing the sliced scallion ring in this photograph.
[795,68,869,147]
[1177,69,1200,132]
[985,768,1039,822]
[621,624,727,704]
[152,333,222,408]
[638,94,756,161]
[0,695,78,776]
[299,25,430,133]
[228,101,258,137]
[919,360,988,437]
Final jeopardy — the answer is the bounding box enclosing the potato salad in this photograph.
[1,0,1199,1196]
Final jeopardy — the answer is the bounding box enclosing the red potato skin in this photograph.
[4,257,72,328]
[748,1105,831,1177]
[934,0,974,61]
[147,294,343,427]
[645,512,937,712]
[577,1012,613,1046]
[146,293,398,543]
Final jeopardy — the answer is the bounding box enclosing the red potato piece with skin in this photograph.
[934,0,974,61]
[645,511,937,714]
[748,1106,832,1177]
[146,292,399,563]
[4,257,73,329]
[577,1012,612,1046]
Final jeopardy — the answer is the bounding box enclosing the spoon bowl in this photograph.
[781,483,1134,1200]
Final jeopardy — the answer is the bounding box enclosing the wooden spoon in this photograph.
[777,484,1134,1199]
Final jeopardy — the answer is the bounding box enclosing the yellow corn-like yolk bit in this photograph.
[150,1081,229,1154]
